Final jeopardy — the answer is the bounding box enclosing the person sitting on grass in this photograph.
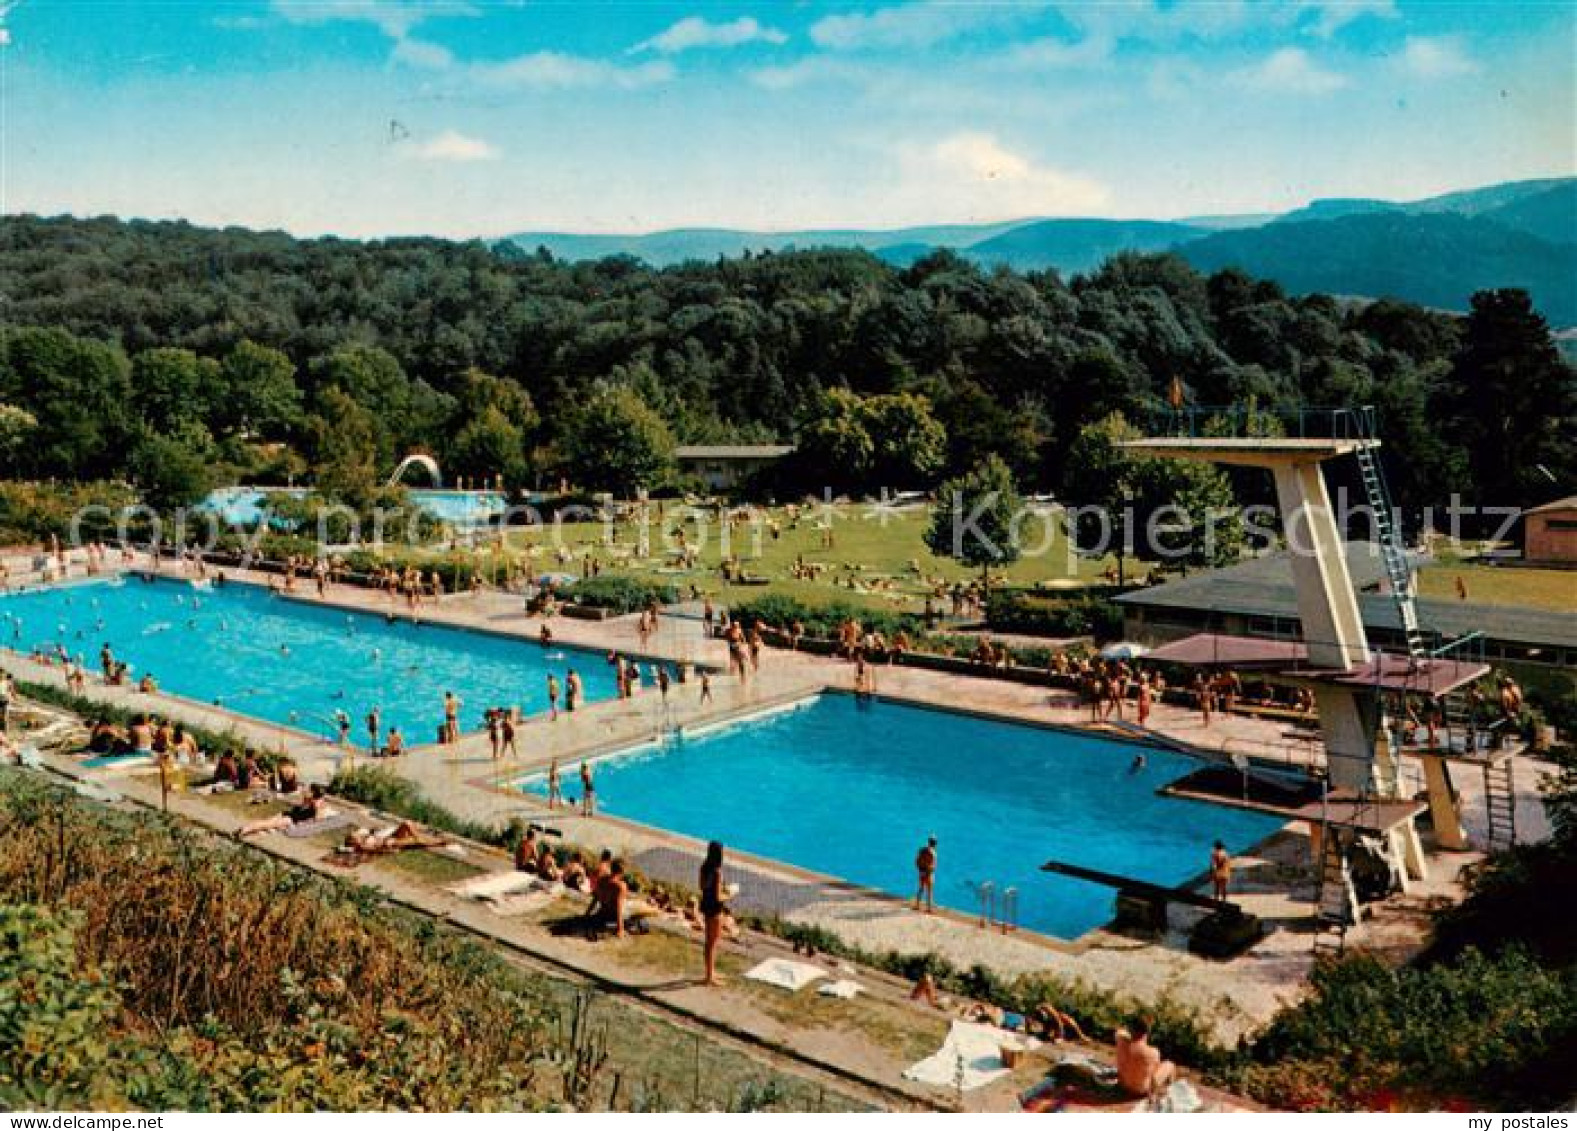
[1115,1016,1177,1099]
[211,750,240,786]
[515,825,540,872]
[272,759,302,795]
[536,843,562,882]
[585,859,628,938]
[238,783,329,837]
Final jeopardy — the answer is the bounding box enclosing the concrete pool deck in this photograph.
[4,555,1555,1045]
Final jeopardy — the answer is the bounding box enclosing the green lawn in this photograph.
[1417,564,1577,612]
[498,503,1120,615]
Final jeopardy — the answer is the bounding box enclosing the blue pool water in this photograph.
[202,487,509,528]
[522,695,1282,939]
[0,578,615,742]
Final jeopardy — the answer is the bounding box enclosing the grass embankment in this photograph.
[0,769,865,1112]
[503,504,1118,615]
[1416,563,1577,612]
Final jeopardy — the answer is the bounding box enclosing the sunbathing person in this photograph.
[238,783,330,837]
[210,750,240,786]
[1115,1016,1177,1099]
[536,844,561,882]
[342,820,444,855]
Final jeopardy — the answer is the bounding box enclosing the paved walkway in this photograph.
[4,555,1555,1045]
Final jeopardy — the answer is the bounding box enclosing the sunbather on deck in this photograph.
[238,784,330,837]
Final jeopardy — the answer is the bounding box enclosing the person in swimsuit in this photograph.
[547,674,560,720]
[546,758,562,808]
[579,761,595,816]
[239,783,329,837]
[699,840,730,986]
[1209,840,1232,902]
[914,836,937,913]
[1116,1016,1177,1099]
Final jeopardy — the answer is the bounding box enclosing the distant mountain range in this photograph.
[506,177,1577,325]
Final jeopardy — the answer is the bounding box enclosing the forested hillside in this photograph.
[0,214,1572,519]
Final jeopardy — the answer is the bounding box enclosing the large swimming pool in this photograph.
[520,694,1282,939]
[0,577,616,742]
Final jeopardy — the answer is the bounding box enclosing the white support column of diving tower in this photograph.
[1120,435,1425,882]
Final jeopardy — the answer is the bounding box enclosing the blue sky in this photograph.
[2,1,1573,237]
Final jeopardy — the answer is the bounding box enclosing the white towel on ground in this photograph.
[743,958,826,992]
[816,979,863,1000]
[449,870,538,900]
[903,1020,1037,1091]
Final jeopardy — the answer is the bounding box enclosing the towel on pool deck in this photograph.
[283,811,352,838]
[903,1021,1039,1091]
[449,871,539,900]
[743,958,826,992]
[816,979,863,1000]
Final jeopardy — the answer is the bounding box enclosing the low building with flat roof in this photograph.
[1523,495,1577,567]
[674,444,794,491]
[1115,542,1577,669]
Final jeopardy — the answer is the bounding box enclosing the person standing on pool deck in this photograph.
[699,670,713,704]
[443,691,461,744]
[1209,840,1232,902]
[546,673,560,720]
[566,670,582,713]
[546,758,562,808]
[914,836,937,913]
[366,707,381,754]
[579,761,595,816]
[501,711,518,759]
[699,841,730,986]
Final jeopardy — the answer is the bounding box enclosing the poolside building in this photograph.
[1523,495,1577,566]
[1115,543,1577,670]
[674,444,795,492]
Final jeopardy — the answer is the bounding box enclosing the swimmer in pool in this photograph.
[1129,753,1147,774]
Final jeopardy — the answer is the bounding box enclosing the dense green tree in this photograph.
[450,405,528,488]
[1441,289,1577,512]
[1063,412,1243,567]
[562,385,675,493]
[219,340,301,437]
[126,422,217,510]
[130,347,221,431]
[925,455,1024,587]
[0,327,133,479]
[0,405,38,473]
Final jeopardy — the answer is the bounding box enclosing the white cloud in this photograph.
[1232,47,1347,94]
[272,0,452,39]
[631,16,786,55]
[273,1,472,68]
[810,2,1038,51]
[1398,35,1478,79]
[1299,0,1396,39]
[391,36,453,69]
[894,131,1109,218]
[1004,34,1114,70]
[401,129,497,163]
[749,56,871,91]
[472,52,675,91]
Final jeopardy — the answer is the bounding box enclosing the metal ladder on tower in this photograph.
[1347,406,1430,664]
[1312,786,1369,958]
[1483,757,1517,852]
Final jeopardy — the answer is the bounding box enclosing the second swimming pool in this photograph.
[520,694,1283,939]
[0,577,617,742]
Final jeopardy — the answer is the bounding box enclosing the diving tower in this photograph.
[1122,406,1508,952]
